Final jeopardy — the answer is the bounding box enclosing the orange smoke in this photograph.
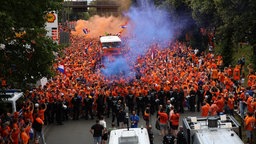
[71,15,129,38]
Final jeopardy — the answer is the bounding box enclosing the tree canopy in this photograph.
[0,0,62,88]
[154,0,256,67]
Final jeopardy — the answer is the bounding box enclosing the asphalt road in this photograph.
[44,111,201,144]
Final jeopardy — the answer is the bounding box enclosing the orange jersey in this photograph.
[227,98,234,110]
[244,116,255,131]
[170,113,180,126]
[158,111,168,124]
[21,131,30,144]
[201,105,210,117]
[233,67,240,81]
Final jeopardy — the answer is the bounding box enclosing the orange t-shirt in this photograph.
[211,69,218,80]
[227,98,234,110]
[158,111,168,124]
[11,129,20,144]
[216,98,224,112]
[35,117,44,124]
[21,131,30,144]
[244,116,255,131]
[170,113,180,126]
[38,109,46,121]
[201,105,209,117]
[247,97,254,113]
[209,104,218,116]
[233,68,240,81]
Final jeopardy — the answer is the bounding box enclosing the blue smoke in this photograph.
[126,0,175,54]
[101,56,133,77]
[101,0,180,78]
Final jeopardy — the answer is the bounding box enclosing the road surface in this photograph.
[45,111,201,144]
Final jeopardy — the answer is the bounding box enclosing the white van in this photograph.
[0,90,24,114]
[108,127,150,144]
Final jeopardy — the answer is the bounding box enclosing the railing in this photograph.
[63,1,120,8]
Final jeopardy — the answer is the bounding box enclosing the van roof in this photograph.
[108,128,150,144]
[195,129,244,144]
[0,92,23,102]
[6,92,23,102]
[100,36,121,43]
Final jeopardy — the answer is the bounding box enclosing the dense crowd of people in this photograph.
[0,29,256,144]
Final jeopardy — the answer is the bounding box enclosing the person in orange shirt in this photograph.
[233,65,241,82]
[227,65,233,77]
[38,103,47,124]
[247,95,254,114]
[252,97,256,116]
[227,95,235,116]
[20,127,30,144]
[143,106,150,128]
[201,102,210,117]
[158,108,168,136]
[1,122,11,143]
[215,96,224,114]
[209,102,219,116]
[244,112,256,144]
[211,68,218,80]
[32,114,46,144]
[170,109,180,136]
[9,127,20,144]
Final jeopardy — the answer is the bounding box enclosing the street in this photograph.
[45,111,201,144]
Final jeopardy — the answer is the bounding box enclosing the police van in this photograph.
[108,127,150,144]
[0,89,24,114]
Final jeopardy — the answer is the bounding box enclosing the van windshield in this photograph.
[102,42,121,49]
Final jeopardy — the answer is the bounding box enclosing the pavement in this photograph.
[43,110,201,144]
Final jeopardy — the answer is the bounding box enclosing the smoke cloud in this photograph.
[100,0,181,77]
[126,0,176,57]
[71,0,186,78]
[71,15,128,38]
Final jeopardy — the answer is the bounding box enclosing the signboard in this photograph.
[45,11,58,44]
[52,28,58,41]
[46,13,56,23]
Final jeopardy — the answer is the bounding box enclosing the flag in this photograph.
[120,22,128,29]
[57,65,65,73]
[151,49,157,60]
[120,21,128,29]
[83,28,89,34]
[120,25,127,29]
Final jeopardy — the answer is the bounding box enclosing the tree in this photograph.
[184,0,256,67]
[0,0,61,88]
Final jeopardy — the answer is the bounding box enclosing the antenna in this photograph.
[126,112,129,131]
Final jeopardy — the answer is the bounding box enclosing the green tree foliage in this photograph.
[160,0,208,51]
[186,0,256,67]
[186,0,220,28]
[0,0,61,88]
[160,0,256,67]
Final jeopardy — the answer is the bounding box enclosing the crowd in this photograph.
[0,30,256,144]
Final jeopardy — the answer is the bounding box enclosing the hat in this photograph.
[35,103,39,108]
